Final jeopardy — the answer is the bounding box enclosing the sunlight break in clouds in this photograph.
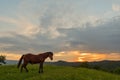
[54,51,120,62]
[77,53,120,62]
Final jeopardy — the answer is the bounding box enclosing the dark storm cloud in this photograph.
[58,16,120,53]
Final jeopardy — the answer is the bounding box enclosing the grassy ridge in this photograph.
[0,65,120,80]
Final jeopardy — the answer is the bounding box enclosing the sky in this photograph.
[0,0,120,62]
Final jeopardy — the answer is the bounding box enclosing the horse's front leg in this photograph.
[39,62,43,73]
[39,63,41,73]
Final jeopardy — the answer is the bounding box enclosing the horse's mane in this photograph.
[39,52,53,55]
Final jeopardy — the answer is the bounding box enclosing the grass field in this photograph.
[0,64,120,80]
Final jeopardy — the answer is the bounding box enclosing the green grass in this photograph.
[0,64,120,80]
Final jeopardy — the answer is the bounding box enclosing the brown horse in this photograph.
[17,52,53,73]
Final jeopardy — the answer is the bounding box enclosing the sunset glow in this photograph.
[77,57,84,62]
[0,51,120,62]
[76,53,107,62]
[54,51,120,62]
[0,53,21,60]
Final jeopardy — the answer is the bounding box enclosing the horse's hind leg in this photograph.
[21,62,28,72]
[23,62,28,72]
[24,66,28,72]
[20,64,24,72]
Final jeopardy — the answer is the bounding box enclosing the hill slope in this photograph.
[0,65,120,80]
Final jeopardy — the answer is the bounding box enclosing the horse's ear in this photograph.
[47,52,52,54]
[50,52,53,55]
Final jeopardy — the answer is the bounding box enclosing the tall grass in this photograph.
[0,65,120,80]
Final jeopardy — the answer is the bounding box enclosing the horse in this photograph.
[17,52,53,73]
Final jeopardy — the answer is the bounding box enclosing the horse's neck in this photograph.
[39,53,49,59]
[44,53,49,59]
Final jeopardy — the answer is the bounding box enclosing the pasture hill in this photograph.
[0,64,120,80]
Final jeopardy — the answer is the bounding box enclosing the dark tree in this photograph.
[0,55,6,65]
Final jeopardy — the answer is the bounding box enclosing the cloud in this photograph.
[0,0,103,39]
[0,0,120,61]
[0,16,40,38]
[57,16,120,53]
[54,51,120,62]
[36,0,102,39]
[54,51,81,62]
[77,53,120,62]
[112,4,120,12]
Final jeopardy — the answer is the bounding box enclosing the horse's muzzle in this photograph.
[51,58,53,60]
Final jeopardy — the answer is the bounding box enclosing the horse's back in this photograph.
[23,53,43,63]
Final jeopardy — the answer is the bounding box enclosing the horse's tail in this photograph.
[17,55,24,68]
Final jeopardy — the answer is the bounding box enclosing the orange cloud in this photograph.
[0,52,21,60]
[54,51,80,62]
[54,51,120,62]
[77,53,107,62]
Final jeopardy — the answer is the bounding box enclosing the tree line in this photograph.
[79,61,120,75]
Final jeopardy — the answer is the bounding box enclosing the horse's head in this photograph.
[47,52,53,60]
